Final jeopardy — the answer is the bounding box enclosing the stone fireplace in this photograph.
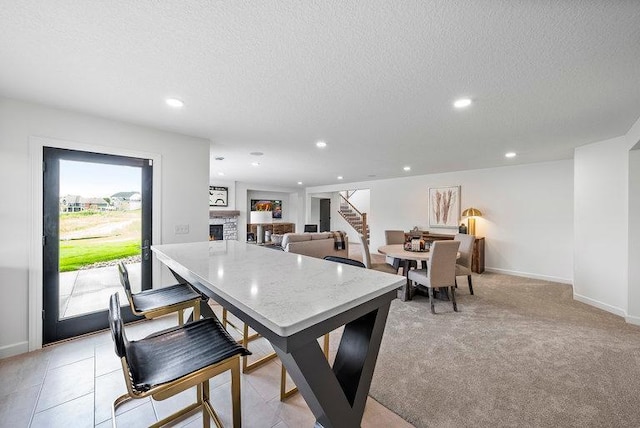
[209,210,240,240]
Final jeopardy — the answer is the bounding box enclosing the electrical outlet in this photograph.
[174,224,189,235]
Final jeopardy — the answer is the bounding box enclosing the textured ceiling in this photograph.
[1,1,640,187]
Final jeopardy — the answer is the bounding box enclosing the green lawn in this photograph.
[60,239,140,272]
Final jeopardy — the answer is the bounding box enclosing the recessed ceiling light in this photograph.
[337,176,343,180]
[250,151,264,156]
[316,141,327,148]
[165,98,184,108]
[505,152,517,158]
[217,172,224,176]
[368,174,376,178]
[214,156,224,161]
[251,162,260,167]
[403,166,411,171]
[297,181,303,185]
[453,98,472,109]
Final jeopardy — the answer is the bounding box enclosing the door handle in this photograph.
[141,239,150,261]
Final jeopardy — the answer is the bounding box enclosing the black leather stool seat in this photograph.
[118,262,204,325]
[127,317,251,392]
[109,293,250,427]
[130,283,202,313]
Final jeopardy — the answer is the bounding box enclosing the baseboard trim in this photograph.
[625,314,640,326]
[573,293,627,318]
[0,341,29,359]
[484,267,572,285]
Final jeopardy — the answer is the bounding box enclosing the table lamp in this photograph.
[462,207,482,236]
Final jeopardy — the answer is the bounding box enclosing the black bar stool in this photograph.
[108,293,250,427]
[118,262,203,325]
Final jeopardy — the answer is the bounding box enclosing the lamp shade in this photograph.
[250,210,272,223]
[462,207,482,217]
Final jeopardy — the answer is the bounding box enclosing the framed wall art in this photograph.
[428,186,460,229]
[209,186,228,207]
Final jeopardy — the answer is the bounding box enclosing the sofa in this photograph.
[280,232,349,259]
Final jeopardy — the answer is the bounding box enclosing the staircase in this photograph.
[338,196,370,243]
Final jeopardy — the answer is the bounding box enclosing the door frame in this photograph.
[28,136,162,351]
[42,147,152,343]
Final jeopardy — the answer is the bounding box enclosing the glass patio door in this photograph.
[42,147,153,344]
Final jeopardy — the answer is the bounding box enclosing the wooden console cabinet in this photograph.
[404,232,485,273]
[471,237,485,274]
[247,222,295,236]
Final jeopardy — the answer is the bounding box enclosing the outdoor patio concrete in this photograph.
[59,262,141,318]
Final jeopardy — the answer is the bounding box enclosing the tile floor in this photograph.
[0,303,413,428]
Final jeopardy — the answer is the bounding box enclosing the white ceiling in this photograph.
[1,1,640,187]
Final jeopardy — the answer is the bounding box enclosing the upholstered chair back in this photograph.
[426,241,460,288]
[453,234,475,269]
[384,230,405,245]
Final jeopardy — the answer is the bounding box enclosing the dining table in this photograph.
[378,243,458,302]
[151,240,404,428]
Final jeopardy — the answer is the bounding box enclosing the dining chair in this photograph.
[108,293,250,428]
[407,240,460,314]
[117,261,203,325]
[358,233,399,274]
[454,233,475,295]
[384,230,405,272]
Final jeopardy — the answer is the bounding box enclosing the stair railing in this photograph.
[338,194,368,239]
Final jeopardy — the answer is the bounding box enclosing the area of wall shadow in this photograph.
[628,142,640,322]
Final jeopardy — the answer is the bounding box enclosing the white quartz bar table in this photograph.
[151,240,404,428]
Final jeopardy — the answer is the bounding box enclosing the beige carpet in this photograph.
[348,244,640,427]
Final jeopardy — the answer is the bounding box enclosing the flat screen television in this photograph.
[250,199,282,219]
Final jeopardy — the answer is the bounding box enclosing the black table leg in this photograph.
[274,300,392,428]
[401,259,412,301]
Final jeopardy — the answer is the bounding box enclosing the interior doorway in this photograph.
[42,147,152,344]
[319,198,331,232]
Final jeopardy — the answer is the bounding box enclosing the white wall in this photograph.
[572,114,640,321]
[309,197,321,228]
[628,145,640,323]
[573,136,631,315]
[308,160,574,283]
[0,97,210,357]
[344,189,370,214]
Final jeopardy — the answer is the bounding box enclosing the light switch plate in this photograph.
[175,224,189,234]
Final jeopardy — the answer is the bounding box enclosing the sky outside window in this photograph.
[60,160,141,197]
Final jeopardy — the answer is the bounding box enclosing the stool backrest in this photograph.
[323,256,366,268]
[117,262,133,301]
[108,293,129,359]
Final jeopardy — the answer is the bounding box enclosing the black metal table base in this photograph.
[169,268,395,428]
[274,302,391,428]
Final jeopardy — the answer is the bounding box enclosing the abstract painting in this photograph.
[428,186,460,229]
